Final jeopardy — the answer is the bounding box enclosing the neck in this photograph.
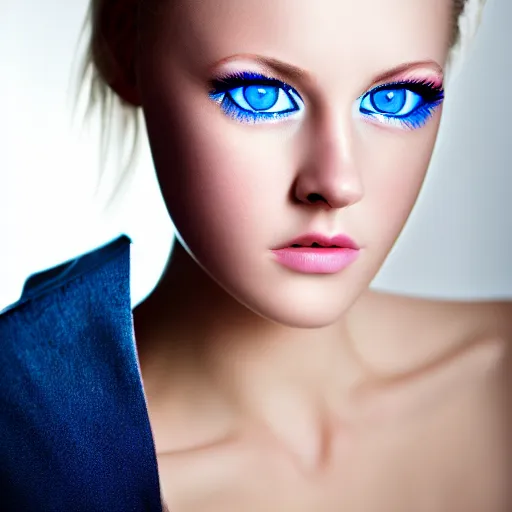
[134,240,362,419]
[133,242,481,471]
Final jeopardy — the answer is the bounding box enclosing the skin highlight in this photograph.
[85,0,511,510]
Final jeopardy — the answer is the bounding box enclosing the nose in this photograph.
[293,116,364,209]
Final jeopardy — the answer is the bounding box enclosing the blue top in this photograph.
[0,236,163,511]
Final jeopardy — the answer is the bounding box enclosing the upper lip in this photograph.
[275,233,360,250]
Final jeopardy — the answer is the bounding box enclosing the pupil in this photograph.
[371,89,406,115]
[244,85,279,111]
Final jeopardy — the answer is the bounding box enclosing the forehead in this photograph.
[144,0,452,80]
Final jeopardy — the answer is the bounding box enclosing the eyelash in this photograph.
[359,79,444,130]
[208,71,444,130]
[209,71,303,124]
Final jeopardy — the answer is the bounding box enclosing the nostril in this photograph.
[306,193,328,204]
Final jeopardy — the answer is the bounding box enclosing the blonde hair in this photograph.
[78,0,487,206]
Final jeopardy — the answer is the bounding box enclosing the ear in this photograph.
[92,0,141,106]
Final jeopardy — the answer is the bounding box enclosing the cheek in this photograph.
[360,118,441,247]
[143,84,294,258]
[143,62,442,268]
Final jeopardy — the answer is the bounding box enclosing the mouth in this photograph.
[272,233,360,274]
[291,243,343,248]
[276,233,360,251]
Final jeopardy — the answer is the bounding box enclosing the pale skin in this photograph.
[100,0,512,509]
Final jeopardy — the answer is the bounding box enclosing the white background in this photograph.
[1,0,511,311]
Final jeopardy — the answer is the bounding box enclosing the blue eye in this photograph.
[359,80,444,130]
[209,72,304,124]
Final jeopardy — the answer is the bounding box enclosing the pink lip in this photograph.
[271,233,360,274]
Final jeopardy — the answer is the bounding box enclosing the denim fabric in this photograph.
[0,236,162,511]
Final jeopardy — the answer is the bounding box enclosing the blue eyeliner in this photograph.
[208,71,444,129]
[209,71,303,124]
[359,78,445,129]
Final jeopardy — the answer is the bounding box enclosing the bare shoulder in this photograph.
[348,290,512,375]
[360,290,512,342]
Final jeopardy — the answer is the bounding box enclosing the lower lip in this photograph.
[271,247,359,274]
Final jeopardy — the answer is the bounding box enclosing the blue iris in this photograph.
[243,85,279,111]
[359,82,444,129]
[209,72,443,129]
[209,72,303,124]
[371,89,407,114]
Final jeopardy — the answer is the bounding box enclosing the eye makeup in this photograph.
[358,77,445,130]
[208,71,304,124]
[208,69,444,130]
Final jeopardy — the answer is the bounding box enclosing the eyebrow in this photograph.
[251,55,307,81]
[215,54,443,85]
[214,54,307,82]
[371,60,444,84]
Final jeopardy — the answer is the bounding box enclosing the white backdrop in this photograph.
[1,0,511,311]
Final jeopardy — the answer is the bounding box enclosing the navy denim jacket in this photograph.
[0,236,163,511]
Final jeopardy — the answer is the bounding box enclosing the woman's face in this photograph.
[137,0,452,328]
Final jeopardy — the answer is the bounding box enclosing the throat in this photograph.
[247,392,346,476]
[134,241,362,474]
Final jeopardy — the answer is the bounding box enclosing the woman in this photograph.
[1,0,510,510]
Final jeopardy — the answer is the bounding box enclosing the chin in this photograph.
[231,283,361,330]
[264,308,345,330]
[183,239,375,330]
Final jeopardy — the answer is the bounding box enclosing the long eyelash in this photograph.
[216,100,287,124]
[209,73,444,129]
[209,71,294,95]
[208,71,301,124]
[361,78,445,130]
[370,78,445,103]
[391,104,438,129]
